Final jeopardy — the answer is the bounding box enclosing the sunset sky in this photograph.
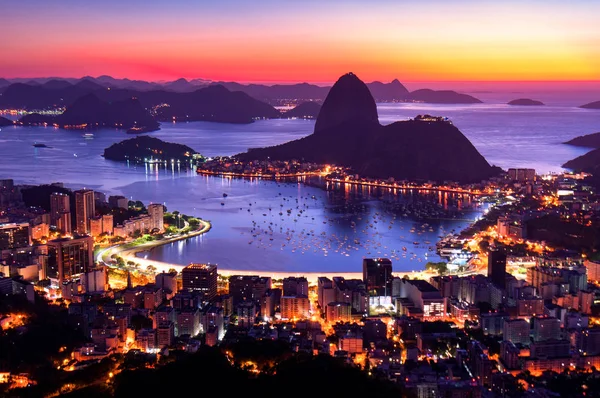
[3,0,600,83]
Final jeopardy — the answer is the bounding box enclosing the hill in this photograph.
[237,72,498,183]
[406,89,482,104]
[564,132,600,148]
[563,149,600,174]
[581,101,600,110]
[104,136,200,163]
[0,116,13,127]
[283,102,321,119]
[508,98,544,106]
[18,94,159,131]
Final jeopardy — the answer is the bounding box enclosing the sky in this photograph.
[2,0,600,83]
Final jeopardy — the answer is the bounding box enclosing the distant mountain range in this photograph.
[238,72,500,183]
[581,101,600,110]
[0,75,482,105]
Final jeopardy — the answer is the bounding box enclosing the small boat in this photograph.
[223,193,228,198]
[32,143,50,148]
[221,202,225,206]
[82,133,94,139]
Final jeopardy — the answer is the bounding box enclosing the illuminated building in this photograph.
[281,295,310,320]
[339,332,363,354]
[584,260,600,282]
[326,302,352,323]
[102,214,114,235]
[176,308,201,337]
[507,168,536,182]
[75,189,95,234]
[147,203,164,233]
[46,236,93,284]
[488,249,507,289]
[396,279,445,319]
[530,339,570,358]
[143,284,162,309]
[236,301,256,328]
[57,211,72,235]
[31,223,49,241]
[181,263,217,300]
[502,318,530,346]
[261,288,282,319]
[90,217,103,237]
[363,258,393,296]
[0,223,30,250]
[108,195,128,209]
[282,276,308,296]
[83,267,107,293]
[228,275,271,306]
[157,322,175,348]
[156,271,178,297]
[201,306,225,340]
[50,192,70,224]
[532,316,561,342]
[317,277,335,308]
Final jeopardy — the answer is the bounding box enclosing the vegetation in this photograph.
[425,261,447,275]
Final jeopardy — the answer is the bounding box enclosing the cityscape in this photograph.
[2,0,600,397]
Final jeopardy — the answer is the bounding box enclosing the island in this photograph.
[508,98,544,106]
[563,132,600,148]
[0,116,13,126]
[282,101,321,119]
[405,89,482,104]
[580,100,600,110]
[237,72,499,183]
[103,135,202,164]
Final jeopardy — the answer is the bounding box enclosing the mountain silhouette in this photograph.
[406,89,482,104]
[237,73,498,183]
[581,101,600,109]
[508,98,544,106]
[0,116,13,127]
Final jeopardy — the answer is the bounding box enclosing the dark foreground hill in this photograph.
[563,149,600,174]
[238,72,498,183]
[104,136,199,163]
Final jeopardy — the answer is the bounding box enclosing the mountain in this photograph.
[237,72,498,183]
[0,81,279,124]
[563,149,600,174]
[18,94,159,131]
[104,136,199,163]
[163,78,198,92]
[564,132,600,148]
[314,73,379,134]
[41,79,73,90]
[508,98,544,106]
[406,89,482,104]
[283,102,321,119]
[0,78,11,88]
[367,79,409,101]
[0,116,13,126]
[581,101,600,110]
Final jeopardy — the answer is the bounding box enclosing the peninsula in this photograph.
[580,100,600,109]
[282,101,321,119]
[237,72,499,183]
[103,135,201,163]
[564,132,600,148]
[0,116,13,126]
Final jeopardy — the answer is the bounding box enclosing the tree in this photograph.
[168,268,177,275]
[146,265,157,274]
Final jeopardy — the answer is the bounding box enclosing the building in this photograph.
[156,271,178,297]
[83,267,107,293]
[363,258,393,296]
[237,301,256,328]
[532,316,561,342]
[108,195,128,209]
[57,212,72,235]
[507,168,536,182]
[102,214,114,235]
[176,308,201,337]
[530,339,570,358]
[147,203,164,233]
[31,223,49,241]
[502,318,530,346]
[282,276,308,296]
[488,249,507,289]
[326,302,352,323]
[0,223,30,250]
[89,217,103,237]
[181,263,217,300]
[46,236,94,284]
[75,189,95,235]
[396,279,445,319]
[261,288,282,319]
[228,275,272,306]
[157,322,175,348]
[50,192,70,224]
[318,277,334,308]
[585,260,600,283]
[281,295,310,320]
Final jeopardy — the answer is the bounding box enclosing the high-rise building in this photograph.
[181,263,217,300]
[507,168,536,182]
[46,236,94,284]
[75,189,95,235]
[90,217,103,237]
[282,276,309,296]
[108,195,129,209]
[488,249,507,289]
[502,318,530,346]
[0,223,30,250]
[147,203,164,233]
[50,192,70,224]
[363,258,393,296]
[57,211,72,235]
[102,214,114,235]
[281,295,310,320]
[228,275,272,306]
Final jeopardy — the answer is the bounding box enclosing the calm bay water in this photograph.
[0,102,597,273]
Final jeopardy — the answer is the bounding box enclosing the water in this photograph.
[0,102,597,273]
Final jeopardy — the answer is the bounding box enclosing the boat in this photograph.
[82,133,94,139]
[32,143,50,148]
[221,202,225,206]
[223,193,228,198]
